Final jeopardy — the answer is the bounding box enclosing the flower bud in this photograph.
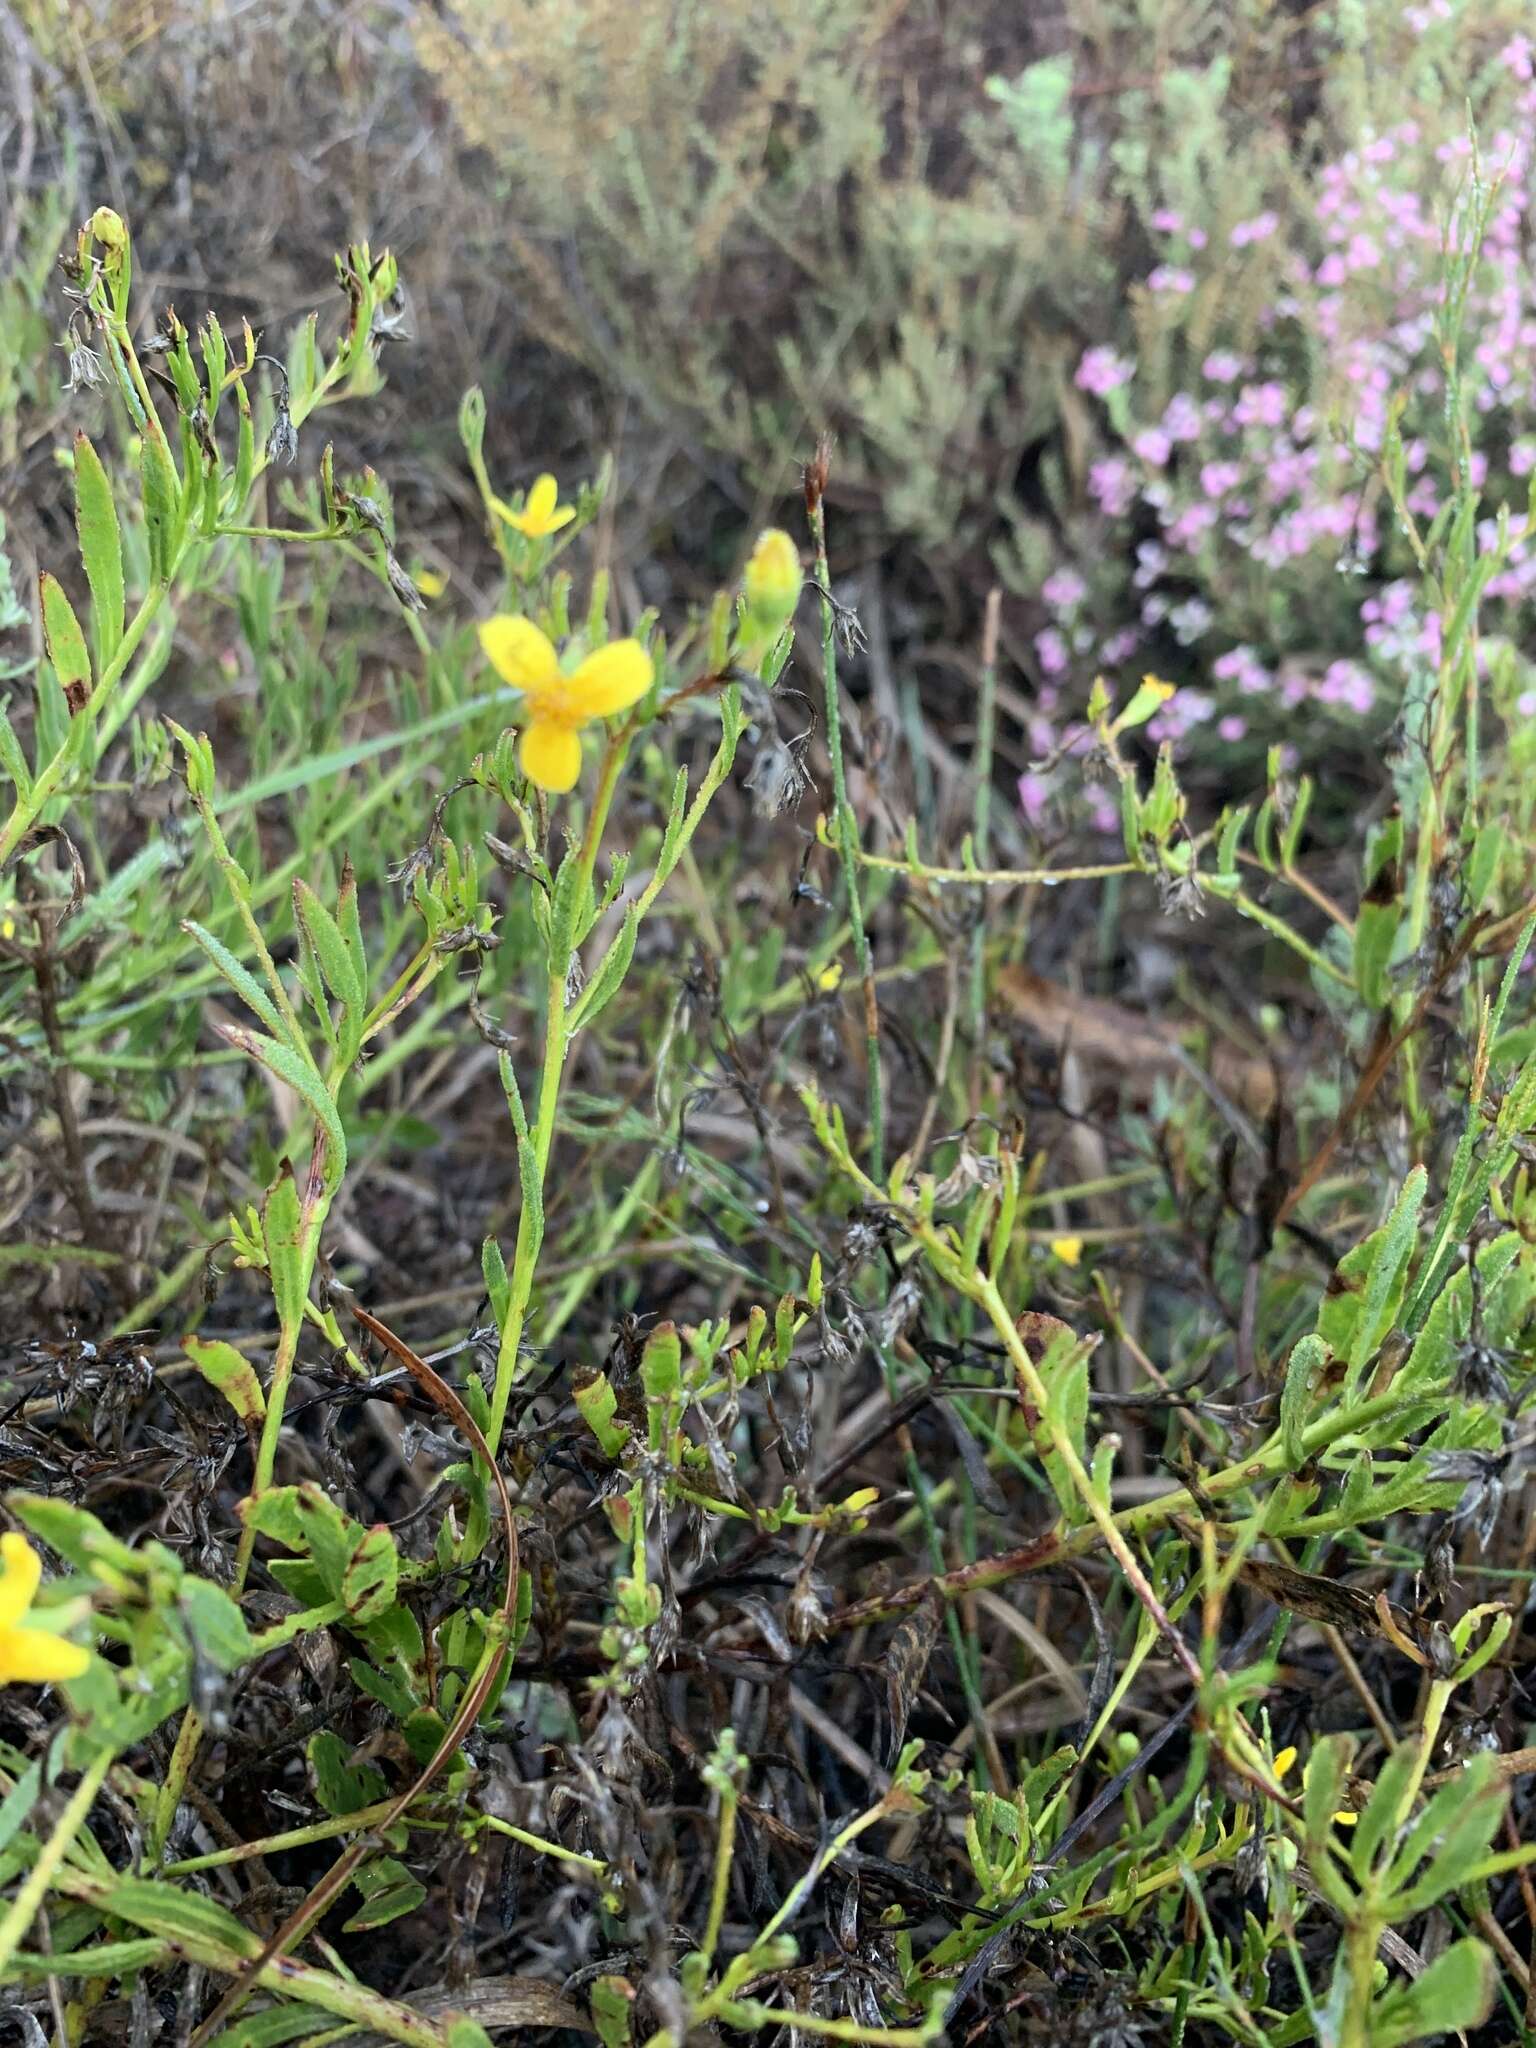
[742,528,803,649]
[88,207,129,254]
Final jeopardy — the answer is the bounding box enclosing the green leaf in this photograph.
[1345,1167,1426,1397]
[94,1875,261,1959]
[481,1235,510,1328]
[308,1730,386,1816]
[178,1576,255,1672]
[343,1855,427,1931]
[261,1166,309,1334]
[1370,1938,1495,2045]
[444,2022,496,2048]
[590,1975,636,2048]
[294,877,366,1022]
[73,433,125,668]
[4,1936,169,1984]
[9,1493,142,1578]
[1279,1334,1326,1469]
[223,1028,346,1184]
[39,570,91,710]
[336,854,367,1003]
[199,2009,338,2048]
[0,1758,41,1860]
[139,427,180,584]
[0,703,32,798]
[569,906,639,1032]
[182,920,298,1049]
[341,1524,398,1625]
[1036,1329,1090,1528]
[183,1335,266,1420]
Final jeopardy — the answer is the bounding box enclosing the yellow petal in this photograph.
[519,719,583,793]
[541,503,577,533]
[1332,1810,1359,1827]
[1049,1235,1084,1268]
[0,1625,89,1685]
[526,474,559,525]
[1273,1745,1298,1780]
[414,567,446,599]
[478,617,561,693]
[0,1533,41,1632]
[569,640,654,718]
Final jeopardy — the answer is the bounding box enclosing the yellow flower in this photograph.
[1273,1742,1357,1825]
[491,473,576,539]
[1049,1236,1084,1267]
[414,567,447,600]
[478,616,654,793]
[0,1533,89,1686]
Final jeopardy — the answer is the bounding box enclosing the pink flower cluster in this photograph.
[1020,53,1536,836]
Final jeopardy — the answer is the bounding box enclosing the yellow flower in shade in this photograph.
[478,617,654,793]
[1049,1236,1084,1267]
[1273,1744,1358,1825]
[491,473,576,539]
[0,1533,89,1686]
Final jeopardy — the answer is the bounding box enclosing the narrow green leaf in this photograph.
[139,428,180,584]
[181,920,297,1049]
[183,1335,266,1420]
[39,570,91,710]
[261,1166,309,1334]
[1345,1167,1426,1395]
[295,877,365,1019]
[1279,1334,1326,1469]
[0,703,32,797]
[73,433,125,667]
[94,1875,262,1959]
[222,1026,347,1184]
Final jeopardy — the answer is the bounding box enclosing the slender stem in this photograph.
[808,496,884,1180]
[699,1784,739,1970]
[968,591,1001,1111]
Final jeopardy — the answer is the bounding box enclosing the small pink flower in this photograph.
[1076,347,1133,397]
[1035,628,1070,677]
[1133,427,1173,467]
[1147,265,1196,295]
[1219,714,1247,741]
[1018,772,1052,825]
[1149,207,1185,233]
[1230,211,1279,248]
[1090,458,1136,517]
[1202,350,1245,384]
[1042,568,1087,610]
[1162,393,1202,443]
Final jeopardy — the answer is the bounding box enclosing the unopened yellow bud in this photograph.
[742,529,803,645]
[89,207,128,251]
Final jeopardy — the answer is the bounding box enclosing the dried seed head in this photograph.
[385,550,427,613]
[265,401,299,466]
[1156,866,1206,921]
[802,433,834,515]
[61,333,104,392]
[743,730,810,817]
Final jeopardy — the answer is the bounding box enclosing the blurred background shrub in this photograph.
[7,0,1536,804]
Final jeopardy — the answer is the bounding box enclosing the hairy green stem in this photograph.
[809,496,884,1180]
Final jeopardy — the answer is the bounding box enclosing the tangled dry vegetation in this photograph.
[3,8,1536,2048]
